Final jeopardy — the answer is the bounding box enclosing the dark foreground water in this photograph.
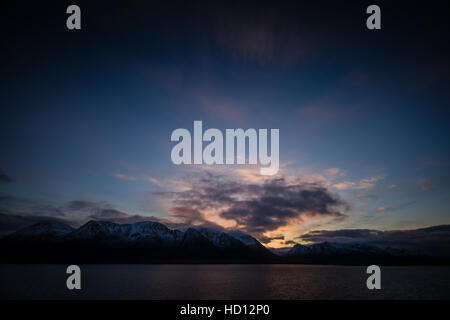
[1,264,449,299]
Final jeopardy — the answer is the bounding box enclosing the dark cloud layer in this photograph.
[65,200,129,221]
[66,200,102,211]
[0,213,67,238]
[31,204,65,217]
[0,170,12,183]
[156,174,348,240]
[0,195,65,218]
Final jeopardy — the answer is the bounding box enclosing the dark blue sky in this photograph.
[1,1,449,246]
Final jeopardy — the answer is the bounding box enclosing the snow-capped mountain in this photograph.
[286,242,367,256]
[66,220,183,244]
[227,230,260,247]
[283,242,414,261]
[194,227,245,248]
[1,220,277,263]
[7,220,265,250]
[5,220,271,252]
[4,220,445,264]
[285,241,411,259]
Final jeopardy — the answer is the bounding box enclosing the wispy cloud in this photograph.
[147,176,161,185]
[332,176,384,190]
[324,168,346,177]
[0,195,66,218]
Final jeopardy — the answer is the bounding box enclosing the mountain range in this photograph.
[0,220,275,263]
[1,220,449,264]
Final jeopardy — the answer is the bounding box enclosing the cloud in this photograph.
[87,210,171,226]
[168,206,209,226]
[417,176,450,192]
[324,168,345,177]
[418,178,435,191]
[65,200,134,221]
[354,191,377,200]
[258,234,285,244]
[101,214,169,225]
[332,176,384,190]
[193,92,249,123]
[65,198,214,230]
[112,173,162,185]
[297,225,450,256]
[0,195,66,218]
[332,181,357,190]
[0,169,12,183]
[376,201,415,213]
[155,173,348,241]
[90,208,130,220]
[66,200,103,211]
[31,204,65,217]
[0,194,220,235]
[147,177,160,185]
[0,213,68,238]
[113,173,137,181]
[419,158,442,170]
[85,205,220,230]
[359,177,383,189]
[298,228,383,243]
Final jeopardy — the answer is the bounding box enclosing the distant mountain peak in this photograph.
[7,220,74,239]
[6,219,268,252]
[193,227,241,248]
[4,220,450,264]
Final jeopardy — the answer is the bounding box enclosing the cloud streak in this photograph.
[113,173,137,181]
[0,213,67,238]
[332,176,384,190]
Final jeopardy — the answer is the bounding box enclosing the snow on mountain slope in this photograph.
[194,227,244,248]
[286,241,410,257]
[128,221,183,242]
[67,220,183,243]
[227,230,260,247]
[66,220,129,240]
[7,219,267,251]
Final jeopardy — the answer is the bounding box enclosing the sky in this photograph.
[1,1,449,247]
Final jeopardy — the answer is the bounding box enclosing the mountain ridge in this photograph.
[2,220,450,264]
[0,220,277,263]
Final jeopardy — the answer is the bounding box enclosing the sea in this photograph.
[1,264,449,299]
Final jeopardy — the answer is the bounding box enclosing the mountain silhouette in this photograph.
[1,220,449,264]
[0,220,276,263]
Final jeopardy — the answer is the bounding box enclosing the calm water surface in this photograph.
[1,264,449,299]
